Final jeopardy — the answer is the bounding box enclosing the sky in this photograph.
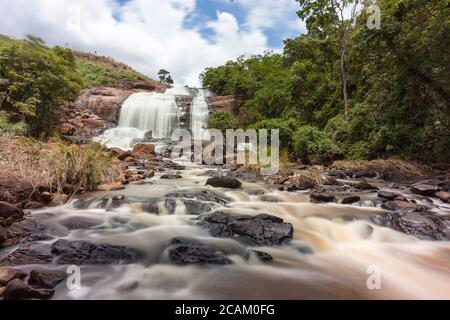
[0,0,306,86]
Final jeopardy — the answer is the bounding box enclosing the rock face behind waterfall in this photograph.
[60,80,169,138]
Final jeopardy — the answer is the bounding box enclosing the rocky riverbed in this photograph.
[0,157,449,300]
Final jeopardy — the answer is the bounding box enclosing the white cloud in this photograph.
[0,0,304,86]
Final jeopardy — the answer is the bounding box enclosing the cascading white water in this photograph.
[191,89,211,140]
[118,92,178,138]
[95,86,212,150]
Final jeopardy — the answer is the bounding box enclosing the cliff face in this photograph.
[60,52,169,138]
[207,95,240,116]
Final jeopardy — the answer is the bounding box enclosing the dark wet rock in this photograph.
[259,195,282,203]
[0,267,27,286]
[388,182,401,189]
[3,279,54,300]
[381,200,423,211]
[5,219,51,244]
[198,170,227,178]
[59,217,103,230]
[28,268,67,289]
[0,202,24,220]
[166,190,231,205]
[353,171,378,179]
[161,173,182,180]
[117,281,139,293]
[310,192,336,203]
[378,191,400,201]
[322,176,341,186]
[0,226,7,243]
[167,163,186,171]
[371,211,450,241]
[50,239,142,265]
[341,196,361,205]
[410,184,441,196]
[293,243,315,255]
[435,191,450,203]
[354,182,379,191]
[168,237,232,266]
[0,243,53,266]
[248,250,273,262]
[199,212,293,246]
[206,177,242,189]
[326,170,353,179]
[247,189,266,196]
[183,200,217,215]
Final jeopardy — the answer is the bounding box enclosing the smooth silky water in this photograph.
[24,163,450,300]
[46,86,450,300]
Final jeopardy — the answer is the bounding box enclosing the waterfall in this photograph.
[191,89,211,140]
[118,92,178,138]
[95,86,212,150]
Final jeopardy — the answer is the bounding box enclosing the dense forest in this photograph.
[201,0,449,165]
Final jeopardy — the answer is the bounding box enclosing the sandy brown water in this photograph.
[23,163,450,300]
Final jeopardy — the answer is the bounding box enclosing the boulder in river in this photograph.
[206,177,242,189]
[0,202,24,220]
[341,196,361,204]
[160,173,182,180]
[3,279,54,300]
[132,143,155,158]
[310,191,336,203]
[50,239,142,265]
[378,191,400,201]
[248,250,273,262]
[168,237,232,266]
[354,182,379,191]
[0,267,27,286]
[166,189,231,205]
[371,211,450,241]
[1,243,54,266]
[28,268,67,289]
[381,200,422,211]
[435,191,450,203]
[199,212,293,246]
[410,184,441,196]
[98,182,125,191]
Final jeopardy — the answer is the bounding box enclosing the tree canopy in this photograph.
[201,0,450,164]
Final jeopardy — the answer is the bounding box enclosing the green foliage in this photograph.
[201,0,450,164]
[293,125,342,164]
[48,139,116,194]
[77,60,147,88]
[250,118,300,148]
[0,35,82,137]
[208,112,239,134]
[158,69,174,85]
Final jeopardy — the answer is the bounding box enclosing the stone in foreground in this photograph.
[3,279,54,300]
[51,239,142,265]
[168,237,232,265]
[199,212,293,246]
[371,211,450,241]
[0,267,27,286]
[206,177,242,189]
[28,268,67,289]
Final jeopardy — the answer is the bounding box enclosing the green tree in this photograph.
[158,69,174,84]
[208,112,239,134]
[0,35,82,136]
